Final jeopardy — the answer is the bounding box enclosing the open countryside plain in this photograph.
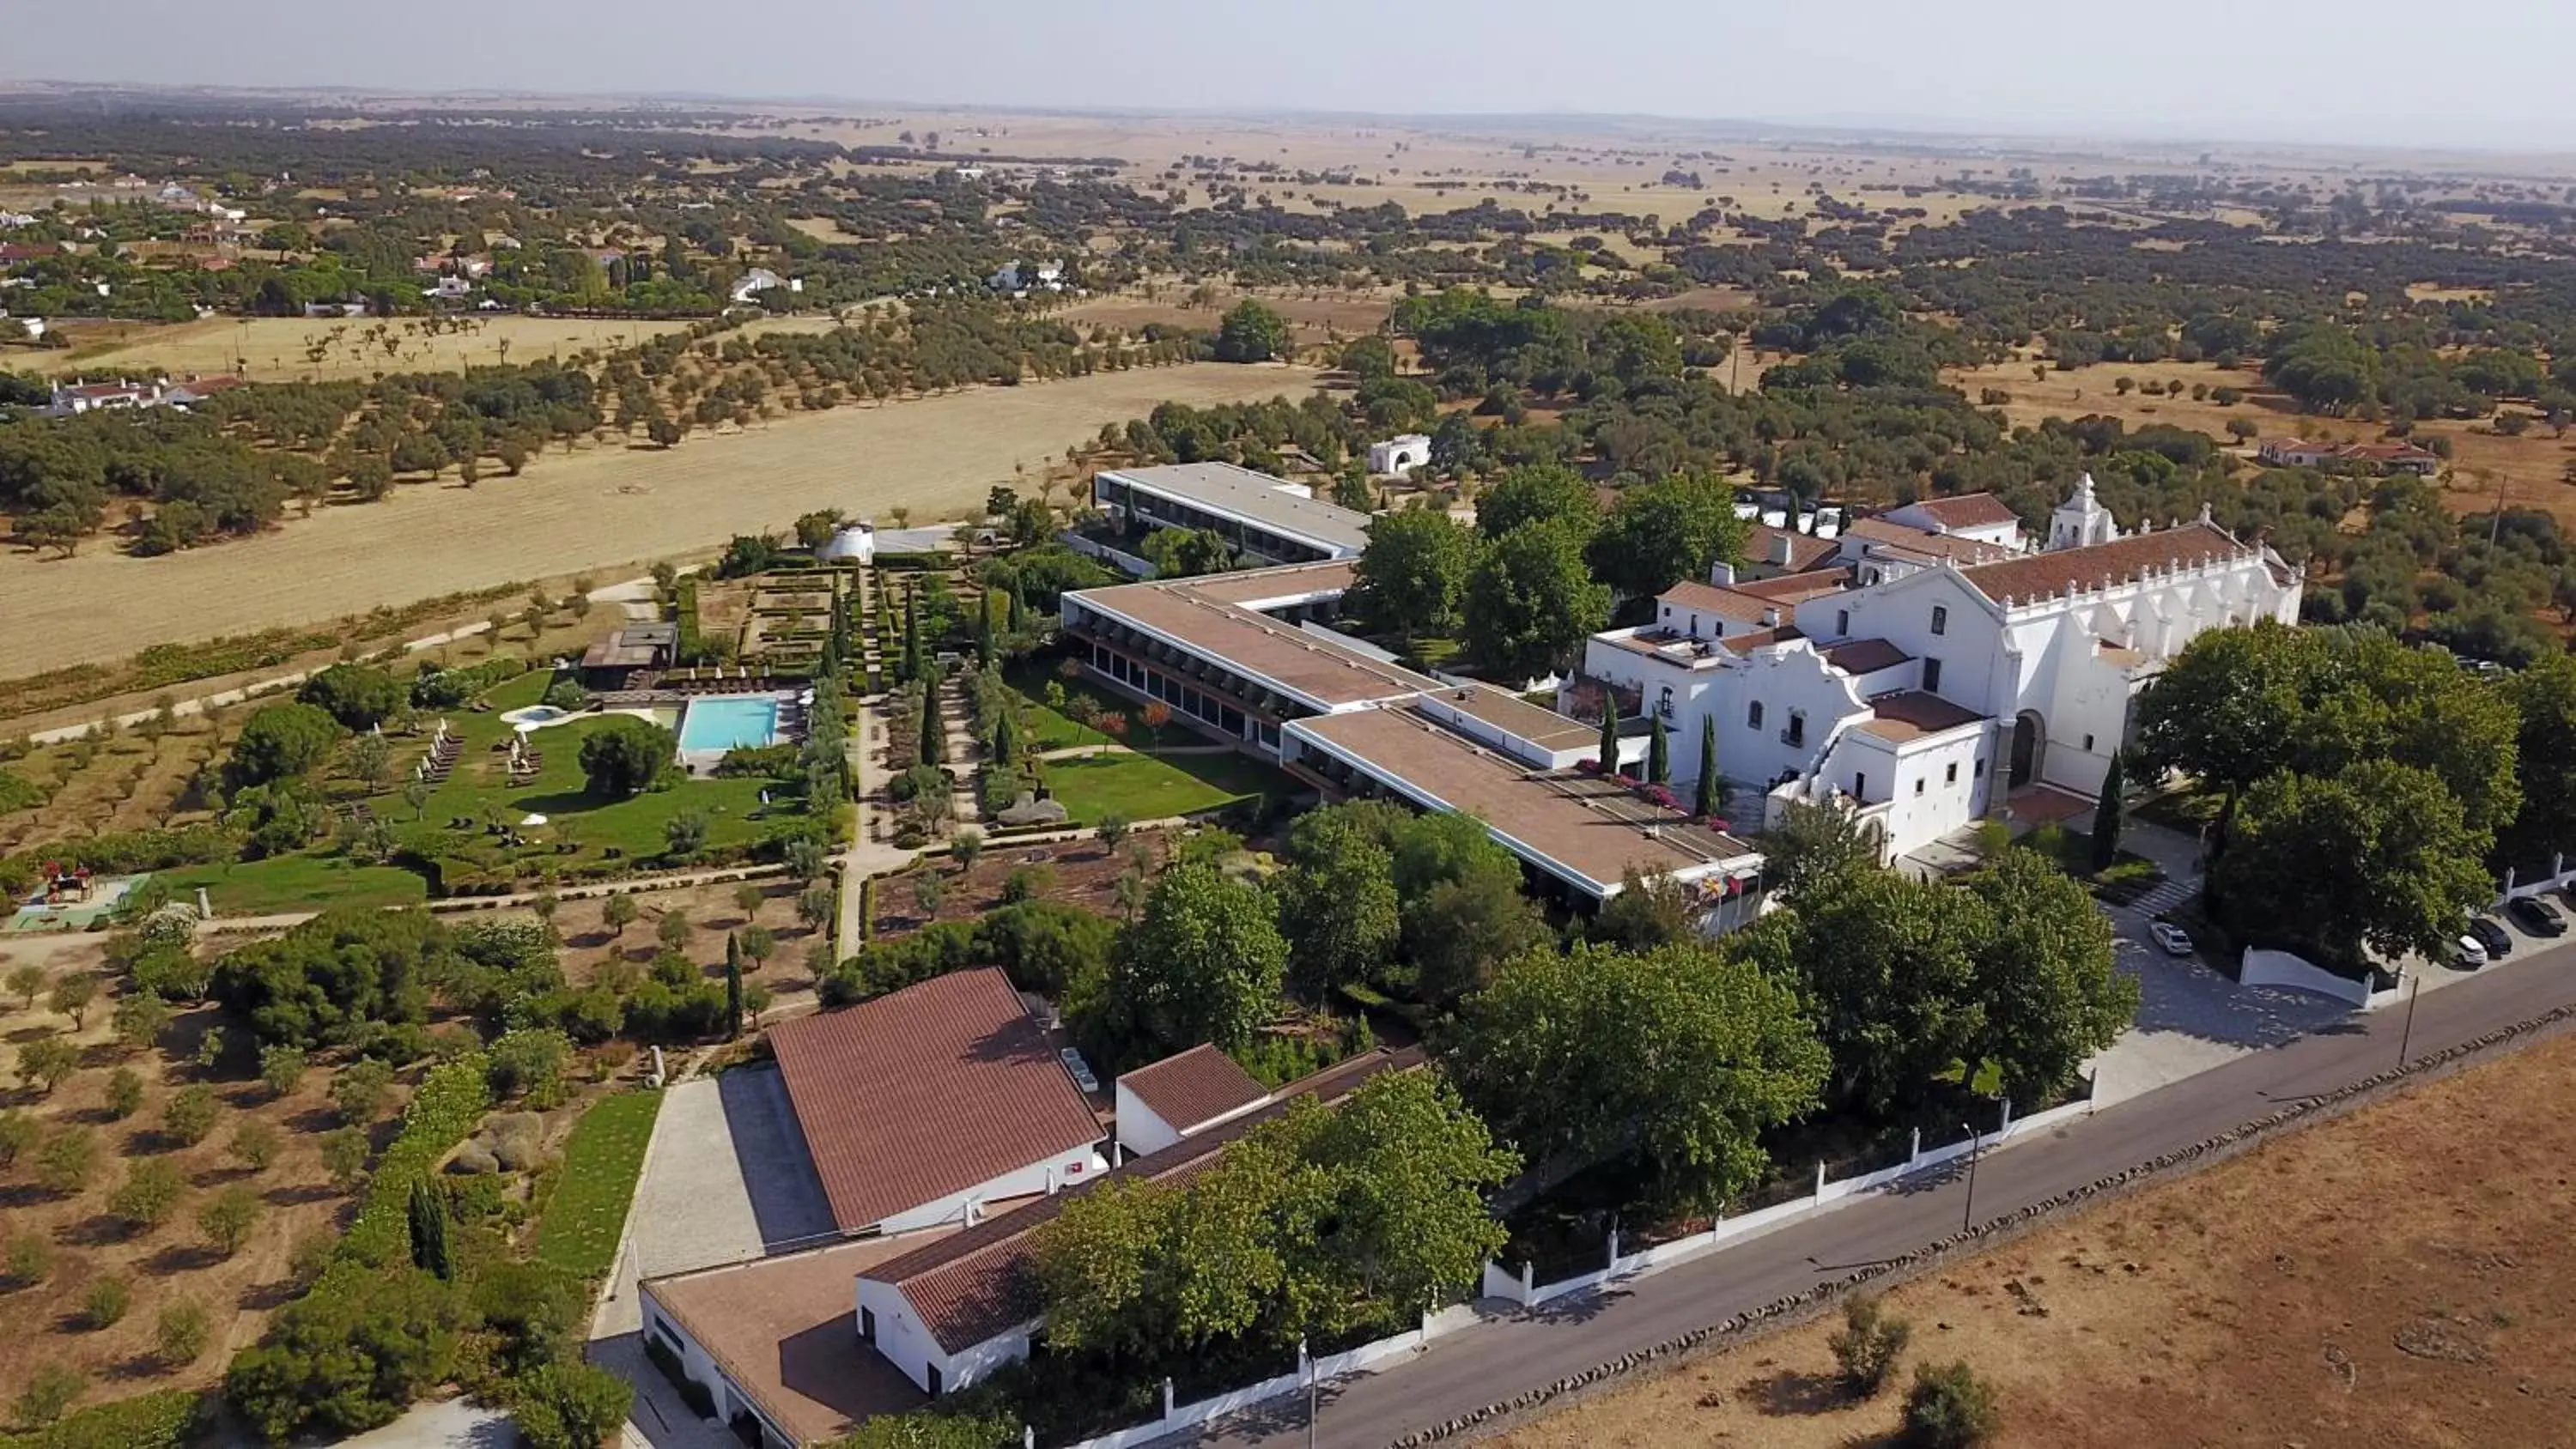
[1488,1025,2576,1449]
[0,362,1316,676]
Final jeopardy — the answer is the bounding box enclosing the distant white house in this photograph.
[987,259,1064,294]
[4,316,42,340]
[423,276,472,300]
[1368,433,1432,476]
[0,211,35,229]
[730,267,797,304]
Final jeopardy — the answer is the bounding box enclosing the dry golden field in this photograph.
[0,362,1316,677]
[13,313,855,385]
[1493,1026,2576,1449]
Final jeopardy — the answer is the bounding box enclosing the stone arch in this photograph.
[2009,710,2046,789]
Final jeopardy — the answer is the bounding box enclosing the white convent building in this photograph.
[1576,476,2303,860]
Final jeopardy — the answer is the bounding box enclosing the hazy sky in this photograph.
[7,0,2570,153]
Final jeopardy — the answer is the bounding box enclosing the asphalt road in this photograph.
[1186,934,2576,1449]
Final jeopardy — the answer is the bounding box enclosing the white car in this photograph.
[2148,922,2195,958]
[2453,936,2490,970]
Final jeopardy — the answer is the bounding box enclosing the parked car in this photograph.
[2452,936,2489,971]
[2507,895,2567,937]
[2148,921,2195,958]
[2466,915,2514,958]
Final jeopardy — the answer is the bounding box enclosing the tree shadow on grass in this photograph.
[142,1243,224,1276]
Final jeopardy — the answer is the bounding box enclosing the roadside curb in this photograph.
[1382,999,2576,1447]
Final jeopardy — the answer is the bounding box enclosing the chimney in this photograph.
[1761,608,1781,627]
[1710,561,1737,586]
[1770,531,1794,566]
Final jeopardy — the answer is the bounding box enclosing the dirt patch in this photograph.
[0,363,1317,679]
[868,829,1170,937]
[1061,288,1396,348]
[1491,1025,2576,1449]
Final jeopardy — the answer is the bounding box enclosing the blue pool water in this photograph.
[677,696,781,752]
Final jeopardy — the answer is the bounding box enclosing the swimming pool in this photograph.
[677,695,781,753]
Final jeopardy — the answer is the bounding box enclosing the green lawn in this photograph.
[161,854,430,916]
[1038,749,1257,825]
[535,1088,664,1282]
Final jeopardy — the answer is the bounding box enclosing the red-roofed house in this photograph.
[1877,491,2027,551]
[768,967,1105,1238]
[1113,1043,1271,1156]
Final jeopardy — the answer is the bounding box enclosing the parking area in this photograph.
[2088,918,2351,1103]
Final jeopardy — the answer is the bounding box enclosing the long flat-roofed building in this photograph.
[1091,462,1373,571]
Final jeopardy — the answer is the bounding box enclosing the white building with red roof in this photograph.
[1579,476,2301,858]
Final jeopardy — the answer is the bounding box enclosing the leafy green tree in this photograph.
[1588,470,1749,600]
[226,701,343,792]
[322,1127,371,1189]
[16,1035,78,1094]
[1830,1295,1913,1397]
[109,1158,188,1230]
[1729,867,1985,1115]
[157,1298,212,1366]
[82,1276,129,1329]
[1448,940,1829,1213]
[210,907,449,1050]
[2130,621,2321,833]
[2221,761,2494,972]
[663,807,710,860]
[1405,868,1550,1007]
[1473,464,1597,542]
[2501,652,2576,870]
[104,1066,145,1120]
[1759,797,1886,906]
[297,664,406,731]
[224,1264,462,1441]
[1139,525,1235,579]
[1590,869,1698,952]
[331,1057,396,1123]
[1352,508,1476,642]
[0,1110,33,1168]
[258,1043,309,1099]
[510,1361,636,1449]
[47,972,97,1028]
[1961,851,2136,1104]
[5,963,41,1011]
[1465,519,1611,682]
[231,1118,281,1173]
[112,990,172,1053]
[577,716,676,796]
[1080,861,1285,1066]
[200,1185,264,1258]
[163,1083,220,1146]
[1695,714,1723,819]
[1276,808,1401,1000]
[1213,300,1291,362]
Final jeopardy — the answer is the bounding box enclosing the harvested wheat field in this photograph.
[0,362,1317,677]
[1492,1026,2576,1449]
[21,314,716,383]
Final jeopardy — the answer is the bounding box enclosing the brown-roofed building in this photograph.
[1878,491,2027,550]
[640,1234,939,1445]
[856,1049,1417,1398]
[1739,522,1840,579]
[578,622,678,688]
[1114,1043,1271,1156]
[768,968,1105,1238]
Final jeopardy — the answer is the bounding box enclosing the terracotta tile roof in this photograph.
[1661,571,1845,626]
[1716,625,1803,656]
[1822,638,1911,674]
[1959,522,2252,606]
[1843,518,2014,566]
[1744,523,1839,573]
[1117,1044,1269,1136]
[1855,690,1985,742]
[768,968,1103,1234]
[866,1048,1422,1355]
[1908,493,2022,530]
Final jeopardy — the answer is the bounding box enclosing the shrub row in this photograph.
[1383,1001,2576,1447]
[342,1052,495,1269]
[0,1391,202,1449]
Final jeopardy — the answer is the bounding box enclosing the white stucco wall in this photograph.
[860,1276,1036,1396]
[874,1147,1108,1236]
[1113,1082,1182,1158]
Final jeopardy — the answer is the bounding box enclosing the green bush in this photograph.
[223,1264,460,1443]
[1902,1361,2002,1448]
[507,1361,633,1449]
[1829,1294,1912,1397]
[823,900,1113,1004]
[343,1054,493,1268]
[0,1388,201,1449]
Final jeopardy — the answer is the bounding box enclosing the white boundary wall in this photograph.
[2239,949,2397,1009]
[1057,1306,1483,1449]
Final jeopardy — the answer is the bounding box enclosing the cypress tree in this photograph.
[725,934,744,1039]
[1647,717,1670,786]
[408,1179,452,1281]
[1598,694,1622,776]
[1695,714,1722,820]
[918,668,945,765]
[993,708,1021,769]
[2090,753,2126,873]
[900,589,922,684]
